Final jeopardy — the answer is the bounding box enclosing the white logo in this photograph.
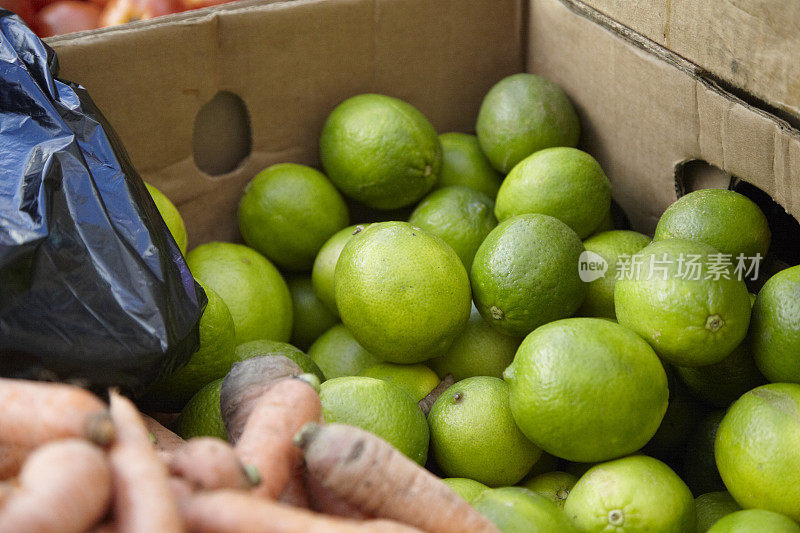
[578,250,608,282]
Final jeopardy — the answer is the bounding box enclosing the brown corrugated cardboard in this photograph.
[47,0,799,241]
[578,0,800,121]
[529,0,800,232]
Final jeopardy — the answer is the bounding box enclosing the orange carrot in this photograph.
[108,390,182,533]
[279,467,310,508]
[0,378,114,447]
[180,489,424,533]
[142,414,184,454]
[0,444,29,480]
[295,423,500,533]
[168,437,251,491]
[221,356,304,443]
[0,439,111,533]
[305,471,370,519]
[235,377,321,499]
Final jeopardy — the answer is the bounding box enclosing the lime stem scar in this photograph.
[608,509,624,526]
[705,314,723,332]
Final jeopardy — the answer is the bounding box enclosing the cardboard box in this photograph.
[46,0,800,242]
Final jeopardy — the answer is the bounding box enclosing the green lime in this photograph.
[471,214,586,337]
[495,148,611,238]
[522,471,578,509]
[311,224,369,317]
[335,221,471,363]
[427,305,520,382]
[320,94,442,209]
[147,282,236,409]
[307,323,382,379]
[654,189,771,260]
[695,491,741,533]
[358,363,439,402]
[715,383,800,521]
[428,377,541,486]
[408,186,497,271]
[504,318,668,462]
[642,365,702,463]
[176,378,226,440]
[286,276,338,351]
[751,265,800,383]
[476,73,580,173]
[237,163,349,271]
[708,509,800,533]
[682,410,726,496]
[186,242,292,345]
[564,455,695,532]
[441,478,489,503]
[319,376,429,465]
[473,486,578,533]
[577,230,651,319]
[436,133,504,199]
[145,183,188,255]
[614,239,752,366]
[233,339,324,382]
[676,342,765,407]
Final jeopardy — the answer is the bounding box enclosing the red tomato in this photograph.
[100,0,182,26]
[0,0,37,29]
[35,1,101,37]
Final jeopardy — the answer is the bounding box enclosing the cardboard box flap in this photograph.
[529,0,800,233]
[578,0,800,121]
[51,0,524,245]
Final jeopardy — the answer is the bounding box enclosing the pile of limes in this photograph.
[145,72,800,533]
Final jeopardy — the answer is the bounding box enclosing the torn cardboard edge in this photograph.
[529,0,799,233]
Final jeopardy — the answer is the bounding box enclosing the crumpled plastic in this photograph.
[0,10,206,393]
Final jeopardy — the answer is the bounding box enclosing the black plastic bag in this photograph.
[0,11,206,393]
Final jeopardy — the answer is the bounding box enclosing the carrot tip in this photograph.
[296,373,321,393]
[244,464,261,486]
[87,410,116,446]
[293,422,320,450]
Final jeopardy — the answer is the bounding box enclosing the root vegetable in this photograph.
[278,468,310,508]
[108,390,182,533]
[305,471,369,519]
[235,377,321,499]
[142,414,184,454]
[0,439,111,533]
[295,423,499,533]
[0,444,29,479]
[180,489,424,533]
[169,437,251,491]
[418,375,454,416]
[0,378,114,447]
[221,356,303,443]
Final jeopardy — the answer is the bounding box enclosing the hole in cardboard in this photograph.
[674,159,800,273]
[733,180,800,269]
[675,159,733,197]
[193,91,252,176]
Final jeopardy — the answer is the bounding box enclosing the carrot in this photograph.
[0,444,29,480]
[0,378,114,447]
[295,423,500,533]
[142,414,184,454]
[180,489,424,533]
[0,439,111,533]
[168,437,252,491]
[279,468,310,508]
[418,374,454,416]
[235,376,321,499]
[221,356,304,443]
[304,471,370,519]
[108,390,182,533]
